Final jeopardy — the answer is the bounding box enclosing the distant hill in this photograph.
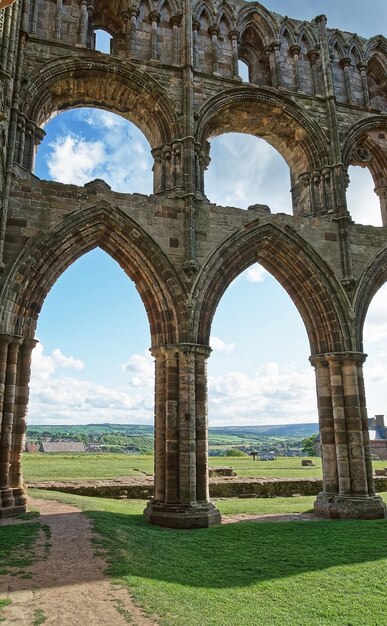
[27,423,318,438]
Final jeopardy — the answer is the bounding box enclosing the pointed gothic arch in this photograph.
[0,202,186,346]
[192,221,353,356]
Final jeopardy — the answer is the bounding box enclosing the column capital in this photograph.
[310,351,367,367]
[151,343,212,358]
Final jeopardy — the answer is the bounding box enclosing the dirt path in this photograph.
[1,497,159,626]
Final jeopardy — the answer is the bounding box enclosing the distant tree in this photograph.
[301,435,318,456]
[226,449,246,457]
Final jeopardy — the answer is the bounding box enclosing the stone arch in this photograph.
[0,202,186,347]
[196,87,330,215]
[342,116,387,224]
[353,245,387,350]
[20,56,180,150]
[236,4,278,46]
[193,221,353,356]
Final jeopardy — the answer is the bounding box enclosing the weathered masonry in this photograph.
[0,0,387,527]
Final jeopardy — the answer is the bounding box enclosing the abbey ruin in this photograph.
[0,0,386,527]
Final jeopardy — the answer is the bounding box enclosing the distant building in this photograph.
[40,440,85,453]
[368,415,387,460]
[259,452,276,461]
[24,442,39,453]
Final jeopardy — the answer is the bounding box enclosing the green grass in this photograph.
[29,489,387,626]
[23,453,154,481]
[23,453,387,483]
[0,522,42,574]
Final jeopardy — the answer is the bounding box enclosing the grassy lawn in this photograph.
[29,489,387,626]
[23,453,387,483]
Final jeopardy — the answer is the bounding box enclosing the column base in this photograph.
[0,504,26,519]
[314,492,387,520]
[144,499,221,529]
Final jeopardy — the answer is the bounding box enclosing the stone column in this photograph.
[172,141,183,189]
[192,20,199,68]
[208,25,219,74]
[129,9,139,56]
[0,5,12,77]
[55,0,63,39]
[171,15,181,65]
[289,44,301,91]
[375,186,387,226]
[79,0,88,46]
[152,147,162,193]
[308,49,320,95]
[10,339,37,508]
[229,30,240,79]
[340,57,353,104]
[149,11,160,61]
[30,0,38,35]
[358,63,370,107]
[267,41,281,88]
[310,352,386,519]
[0,337,22,514]
[144,344,221,528]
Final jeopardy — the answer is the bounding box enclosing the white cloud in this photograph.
[245,264,267,283]
[32,343,84,381]
[347,166,381,227]
[210,336,235,352]
[29,345,153,425]
[47,134,105,185]
[122,352,154,388]
[208,361,316,426]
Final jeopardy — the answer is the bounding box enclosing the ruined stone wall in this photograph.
[0,0,387,525]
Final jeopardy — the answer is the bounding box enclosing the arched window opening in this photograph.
[204,133,292,213]
[34,108,153,195]
[239,25,271,87]
[238,59,250,82]
[362,283,387,459]
[367,57,387,112]
[29,248,153,428]
[346,165,382,226]
[208,265,316,438]
[94,28,113,53]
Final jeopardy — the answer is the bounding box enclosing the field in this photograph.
[21,488,387,626]
[22,452,387,483]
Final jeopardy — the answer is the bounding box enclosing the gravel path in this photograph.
[1,497,159,626]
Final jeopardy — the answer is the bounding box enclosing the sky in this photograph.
[28,1,387,428]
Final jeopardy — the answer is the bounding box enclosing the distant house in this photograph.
[259,452,276,461]
[368,415,387,460]
[25,442,39,453]
[40,440,85,453]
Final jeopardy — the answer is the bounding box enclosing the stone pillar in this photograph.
[289,44,301,91]
[375,185,387,226]
[30,0,38,35]
[55,0,63,39]
[0,5,12,77]
[144,344,221,528]
[308,49,320,95]
[79,0,88,46]
[340,57,353,104]
[310,352,386,519]
[192,20,199,68]
[0,337,22,515]
[172,141,183,189]
[10,339,37,508]
[171,15,181,65]
[208,25,219,74]
[152,147,162,193]
[358,63,370,107]
[129,9,139,56]
[229,30,240,79]
[149,11,160,61]
[267,41,281,88]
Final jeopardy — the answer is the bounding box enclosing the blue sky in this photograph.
[29,1,387,426]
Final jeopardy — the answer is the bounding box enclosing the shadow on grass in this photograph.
[88,509,387,589]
